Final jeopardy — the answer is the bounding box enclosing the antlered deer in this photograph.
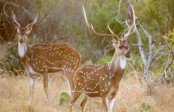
[12,13,81,103]
[70,5,136,112]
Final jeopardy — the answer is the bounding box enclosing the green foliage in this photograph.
[0,42,22,75]
[140,0,174,34]
[28,35,43,44]
[88,0,123,48]
[96,56,112,65]
[85,56,112,65]
[147,29,174,81]
[163,29,174,46]
[140,103,152,112]
[127,54,143,71]
[59,91,70,105]
[84,60,93,65]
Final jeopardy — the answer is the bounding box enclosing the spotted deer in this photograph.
[70,5,136,112]
[12,13,81,103]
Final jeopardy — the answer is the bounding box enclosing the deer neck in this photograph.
[18,42,32,66]
[109,49,127,76]
[18,42,28,58]
[108,51,127,87]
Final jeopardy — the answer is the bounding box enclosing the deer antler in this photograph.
[12,11,21,28]
[107,25,120,40]
[83,6,119,40]
[124,5,136,40]
[26,15,38,28]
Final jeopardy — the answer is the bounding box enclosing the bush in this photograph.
[84,60,93,65]
[59,91,70,105]
[140,102,152,112]
[127,54,143,72]
[0,42,22,75]
[96,56,112,65]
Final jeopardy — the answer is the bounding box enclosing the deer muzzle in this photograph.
[19,39,24,43]
[125,51,131,58]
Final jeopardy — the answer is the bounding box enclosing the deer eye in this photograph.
[119,46,123,49]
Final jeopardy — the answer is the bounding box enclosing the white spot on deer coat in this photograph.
[18,43,27,58]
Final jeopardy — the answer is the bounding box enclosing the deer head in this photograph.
[82,5,136,61]
[12,12,38,58]
[112,39,130,58]
[12,12,38,44]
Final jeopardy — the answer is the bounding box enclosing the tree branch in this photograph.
[162,40,174,78]
[138,22,154,69]
[134,29,147,65]
[124,0,154,94]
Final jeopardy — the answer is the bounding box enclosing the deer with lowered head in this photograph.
[70,5,136,112]
[12,13,81,103]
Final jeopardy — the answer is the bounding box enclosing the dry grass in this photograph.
[0,43,7,59]
[0,72,174,112]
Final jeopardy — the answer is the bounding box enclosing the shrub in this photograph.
[59,91,70,105]
[127,54,143,72]
[0,42,22,75]
[96,56,112,65]
[140,102,152,112]
[84,60,93,65]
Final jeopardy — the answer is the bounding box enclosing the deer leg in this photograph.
[102,96,109,112]
[109,98,116,112]
[28,77,35,104]
[70,93,80,112]
[81,95,89,112]
[66,77,72,95]
[108,94,116,112]
[43,73,49,100]
[108,88,118,112]
[64,71,74,95]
